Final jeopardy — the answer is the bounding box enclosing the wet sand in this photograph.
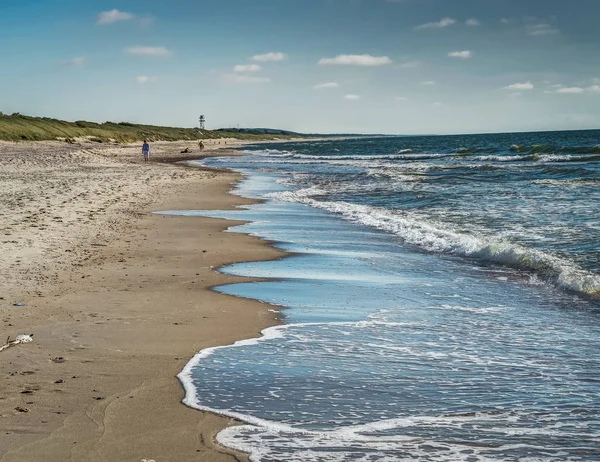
[0,139,285,461]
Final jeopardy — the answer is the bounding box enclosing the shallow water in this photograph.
[165,133,600,461]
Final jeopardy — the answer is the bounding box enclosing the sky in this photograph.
[1,0,600,134]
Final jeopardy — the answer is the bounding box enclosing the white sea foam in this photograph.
[470,154,579,163]
[181,320,581,461]
[178,319,418,421]
[241,149,592,174]
[264,192,600,297]
[216,416,587,462]
[247,149,444,161]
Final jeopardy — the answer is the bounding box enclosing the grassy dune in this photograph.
[0,113,292,143]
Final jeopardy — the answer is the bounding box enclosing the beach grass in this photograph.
[0,113,296,143]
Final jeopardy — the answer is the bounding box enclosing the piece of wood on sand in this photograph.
[0,334,33,353]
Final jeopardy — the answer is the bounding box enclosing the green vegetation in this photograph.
[0,113,301,143]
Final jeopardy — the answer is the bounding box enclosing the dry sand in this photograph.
[0,139,286,461]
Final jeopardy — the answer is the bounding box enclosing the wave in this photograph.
[180,318,598,461]
[247,148,451,162]
[509,144,600,154]
[178,320,422,431]
[533,178,600,187]
[243,149,600,172]
[266,192,600,298]
[247,145,600,160]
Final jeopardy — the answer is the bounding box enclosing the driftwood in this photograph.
[0,334,33,353]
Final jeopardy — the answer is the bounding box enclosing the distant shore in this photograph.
[0,139,286,461]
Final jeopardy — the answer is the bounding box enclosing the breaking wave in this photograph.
[267,190,600,297]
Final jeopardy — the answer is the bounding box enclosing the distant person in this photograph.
[198,141,205,150]
[180,147,191,153]
[142,140,150,162]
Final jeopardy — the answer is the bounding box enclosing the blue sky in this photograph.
[1,0,600,134]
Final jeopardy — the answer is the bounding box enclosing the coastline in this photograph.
[0,140,287,461]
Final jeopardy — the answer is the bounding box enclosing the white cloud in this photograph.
[397,60,421,68]
[466,18,481,27]
[527,24,559,36]
[448,50,472,59]
[62,56,85,66]
[500,18,510,24]
[395,96,407,101]
[587,85,600,93]
[421,80,436,86]
[344,94,360,100]
[220,74,271,84]
[251,52,287,62]
[97,9,133,25]
[415,17,456,30]
[557,87,584,94]
[313,82,340,90]
[318,54,392,66]
[234,64,262,73]
[504,81,534,91]
[433,102,443,107]
[125,46,172,57]
[136,76,157,84]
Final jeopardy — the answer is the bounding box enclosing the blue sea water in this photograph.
[166,131,600,461]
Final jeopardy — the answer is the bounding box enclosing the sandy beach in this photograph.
[0,139,285,461]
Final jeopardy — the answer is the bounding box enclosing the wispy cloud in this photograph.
[220,74,271,84]
[313,82,340,90]
[504,81,534,91]
[344,94,360,100]
[397,60,421,68]
[318,54,392,66]
[527,23,559,36]
[421,80,436,86]
[448,50,472,59]
[395,96,407,101]
[97,9,133,25]
[125,46,172,57]
[251,52,287,62]
[466,18,481,27]
[415,17,456,30]
[136,76,157,84]
[556,87,584,94]
[62,56,85,67]
[234,64,262,73]
[544,82,599,94]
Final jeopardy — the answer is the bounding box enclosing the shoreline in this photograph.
[0,140,288,461]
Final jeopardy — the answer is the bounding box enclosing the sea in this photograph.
[163,130,600,461]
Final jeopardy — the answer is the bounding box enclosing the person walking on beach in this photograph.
[142,140,150,162]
